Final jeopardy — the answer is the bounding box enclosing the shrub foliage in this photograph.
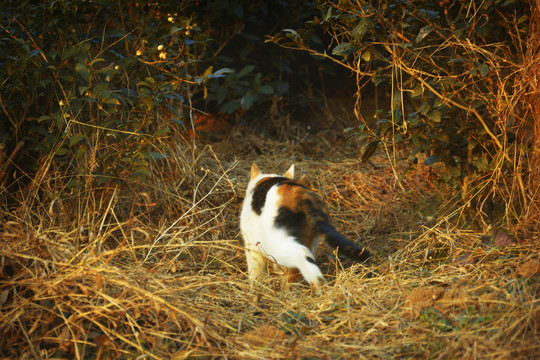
[268,0,536,227]
[0,0,319,189]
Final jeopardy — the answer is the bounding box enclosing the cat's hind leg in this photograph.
[295,250,325,293]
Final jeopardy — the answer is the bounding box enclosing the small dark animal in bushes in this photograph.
[240,163,371,292]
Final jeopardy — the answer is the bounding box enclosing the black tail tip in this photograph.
[339,244,372,263]
[353,247,372,263]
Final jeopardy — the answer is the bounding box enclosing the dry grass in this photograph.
[1,115,538,360]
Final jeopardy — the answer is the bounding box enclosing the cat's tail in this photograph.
[317,221,372,263]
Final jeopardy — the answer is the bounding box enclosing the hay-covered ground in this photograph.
[1,106,539,359]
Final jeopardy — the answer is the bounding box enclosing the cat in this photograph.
[240,163,371,292]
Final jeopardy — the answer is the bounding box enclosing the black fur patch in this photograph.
[274,206,306,241]
[306,256,317,265]
[251,177,307,215]
[251,177,288,215]
[299,198,330,223]
[316,221,372,262]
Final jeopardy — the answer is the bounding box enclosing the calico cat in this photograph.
[240,163,371,292]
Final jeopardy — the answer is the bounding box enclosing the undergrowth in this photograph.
[1,127,538,359]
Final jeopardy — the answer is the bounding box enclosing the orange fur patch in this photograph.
[277,184,327,215]
[276,183,329,252]
[276,184,305,212]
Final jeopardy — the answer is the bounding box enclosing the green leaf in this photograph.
[448,58,467,63]
[238,65,255,78]
[27,49,42,60]
[408,114,419,126]
[38,115,53,123]
[79,86,90,95]
[240,93,255,110]
[62,42,91,60]
[392,92,402,109]
[89,57,105,67]
[154,126,170,138]
[477,63,490,77]
[53,113,64,128]
[361,140,379,163]
[92,82,109,99]
[69,133,85,146]
[429,110,441,123]
[212,68,234,78]
[415,25,434,43]
[216,87,227,103]
[75,146,86,160]
[473,156,489,171]
[103,98,121,105]
[220,100,241,114]
[352,17,374,42]
[170,26,183,34]
[324,7,333,21]
[332,42,357,58]
[56,147,68,156]
[144,151,167,159]
[258,85,274,95]
[140,96,153,110]
[450,167,461,177]
[75,63,89,82]
[253,72,262,88]
[137,80,152,88]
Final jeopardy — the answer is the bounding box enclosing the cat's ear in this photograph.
[250,163,261,180]
[284,164,294,179]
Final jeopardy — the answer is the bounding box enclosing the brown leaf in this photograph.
[452,251,475,266]
[0,289,8,306]
[245,325,287,346]
[494,231,515,247]
[404,286,444,310]
[516,259,540,277]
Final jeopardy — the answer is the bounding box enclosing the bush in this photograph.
[1,0,197,188]
[269,0,535,227]
[0,0,321,191]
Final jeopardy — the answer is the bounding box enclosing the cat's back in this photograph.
[242,173,329,226]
